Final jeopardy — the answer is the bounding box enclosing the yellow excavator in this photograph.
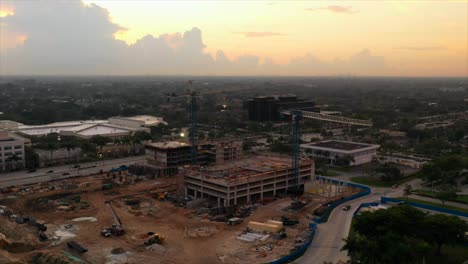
[144,232,165,246]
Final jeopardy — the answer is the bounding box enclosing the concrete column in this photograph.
[217,197,221,207]
[260,184,264,200]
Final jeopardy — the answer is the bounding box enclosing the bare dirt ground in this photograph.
[0,173,359,264]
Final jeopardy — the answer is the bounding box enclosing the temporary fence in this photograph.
[381,196,468,218]
[269,177,373,264]
[269,223,317,264]
[314,176,371,223]
[353,202,379,217]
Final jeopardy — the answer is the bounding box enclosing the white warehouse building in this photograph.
[301,140,380,166]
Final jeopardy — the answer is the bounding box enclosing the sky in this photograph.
[0,0,467,76]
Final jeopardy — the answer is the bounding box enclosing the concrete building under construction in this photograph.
[145,140,242,176]
[183,156,314,206]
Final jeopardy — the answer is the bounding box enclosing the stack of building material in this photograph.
[236,232,270,242]
[248,220,282,233]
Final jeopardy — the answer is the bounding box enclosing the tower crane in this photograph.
[283,110,373,196]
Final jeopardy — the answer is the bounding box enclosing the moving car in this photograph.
[342,205,351,211]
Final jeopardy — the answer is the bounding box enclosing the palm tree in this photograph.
[120,135,132,155]
[6,154,21,170]
[47,142,58,161]
[64,140,78,161]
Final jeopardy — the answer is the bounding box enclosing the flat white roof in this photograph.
[75,124,132,136]
[17,120,107,135]
[301,140,379,154]
[111,115,167,126]
[146,141,189,149]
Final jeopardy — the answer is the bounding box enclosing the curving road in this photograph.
[295,178,407,264]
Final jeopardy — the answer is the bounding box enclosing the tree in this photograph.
[335,155,354,166]
[6,154,21,170]
[403,184,413,200]
[47,142,58,160]
[131,131,151,154]
[375,163,402,181]
[343,205,464,264]
[422,214,467,255]
[90,135,111,152]
[435,190,457,205]
[24,146,39,169]
[63,139,78,160]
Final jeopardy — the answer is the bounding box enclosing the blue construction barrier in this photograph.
[269,223,317,264]
[381,197,468,218]
[269,178,373,264]
[314,176,371,223]
[353,202,379,217]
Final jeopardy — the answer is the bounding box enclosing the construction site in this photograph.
[0,154,360,264]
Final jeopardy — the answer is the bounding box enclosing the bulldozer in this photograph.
[144,233,165,246]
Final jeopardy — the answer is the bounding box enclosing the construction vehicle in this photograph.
[102,183,113,190]
[101,201,125,237]
[227,217,243,226]
[67,241,88,254]
[281,216,299,226]
[144,232,165,246]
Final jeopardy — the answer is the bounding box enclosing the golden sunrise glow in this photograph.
[0,6,14,17]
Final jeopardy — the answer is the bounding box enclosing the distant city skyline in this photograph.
[0,0,467,76]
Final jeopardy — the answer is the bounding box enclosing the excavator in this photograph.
[144,232,165,246]
[101,201,125,237]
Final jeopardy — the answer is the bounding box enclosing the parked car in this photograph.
[62,172,70,176]
[342,205,351,211]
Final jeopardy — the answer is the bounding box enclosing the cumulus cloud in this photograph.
[235,32,287,38]
[305,5,356,14]
[0,0,388,76]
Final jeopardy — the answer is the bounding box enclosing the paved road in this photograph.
[0,156,146,188]
[295,179,407,264]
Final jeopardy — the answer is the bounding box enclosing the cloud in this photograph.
[305,5,356,14]
[234,32,287,38]
[0,0,389,76]
[395,46,447,51]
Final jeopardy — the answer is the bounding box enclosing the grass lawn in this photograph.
[414,189,468,204]
[397,196,468,214]
[319,170,339,177]
[350,173,419,187]
[427,244,468,264]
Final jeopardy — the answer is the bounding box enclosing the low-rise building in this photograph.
[377,153,431,169]
[145,140,242,176]
[108,115,167,129]
[14,115,165,138]
[0,130,29,171]
[301,140,379,166]
[184,156,314,206]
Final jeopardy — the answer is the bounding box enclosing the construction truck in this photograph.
[144,233,165,246]
[101,201,125,237]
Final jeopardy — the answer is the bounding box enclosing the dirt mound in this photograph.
[0,218,41,253]
[0,250,23,264]
[184,225,217,239]
[30,252,71,264]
